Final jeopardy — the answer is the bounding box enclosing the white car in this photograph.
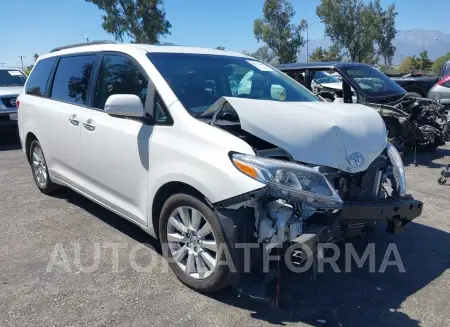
[18,42,422,295]
[0,68,27,129]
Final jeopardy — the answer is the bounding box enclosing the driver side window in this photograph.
[94,54,148,110]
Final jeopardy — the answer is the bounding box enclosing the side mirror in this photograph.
[105,94,144,118]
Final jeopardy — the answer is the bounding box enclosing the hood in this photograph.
[0,86,23,96]
[211,97,388,173]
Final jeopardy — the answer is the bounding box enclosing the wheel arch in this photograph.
[151,181,209,238]
[24,132,38,163]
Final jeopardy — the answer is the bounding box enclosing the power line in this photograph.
[18,56,25,70]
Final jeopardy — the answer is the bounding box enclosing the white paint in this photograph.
[246,60,274,72]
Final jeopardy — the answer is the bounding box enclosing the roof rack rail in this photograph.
[50,40,117,53]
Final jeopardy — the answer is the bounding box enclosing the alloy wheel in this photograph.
[166,206,218,279]
[32,146,48,188]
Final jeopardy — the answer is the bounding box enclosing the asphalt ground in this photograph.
[1,129,449,327]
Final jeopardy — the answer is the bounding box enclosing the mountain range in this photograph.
[301,29,450,64]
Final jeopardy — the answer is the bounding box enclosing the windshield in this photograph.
[313,71,340,84]
[342,66,406,97]
[0,70,26,87]
[147,53,318,116]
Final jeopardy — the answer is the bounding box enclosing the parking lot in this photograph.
[0,130,449,327]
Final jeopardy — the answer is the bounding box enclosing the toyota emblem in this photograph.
[347,152,365,167]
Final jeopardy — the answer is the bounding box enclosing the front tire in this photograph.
[29,140,60,194]
[159,193,230,292]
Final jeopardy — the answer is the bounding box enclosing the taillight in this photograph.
[437,75,450,86]
[16,99,20,109]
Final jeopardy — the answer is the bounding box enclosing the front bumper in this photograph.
[336,196,423,234]
[0,112,18,128]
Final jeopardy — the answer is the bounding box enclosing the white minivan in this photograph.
[18,41,423,294]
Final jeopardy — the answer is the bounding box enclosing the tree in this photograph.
[418,50,432,71]
[86,0,171,43]
[253,0,306,64]
[33,54,39,62]
[432,52,450,73]
[215,46,225,50]
[309,44,343,62]
[324,43,344,61]
[309,47,326,62]
[370,0,397,67]
[399,56,419,73]
[244,45,277,64]
[316,0,376,63]
[24,65,34,76]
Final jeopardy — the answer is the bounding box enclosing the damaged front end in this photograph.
[205,97,423,300]
[368,96,450,151]
[212,144,423,300]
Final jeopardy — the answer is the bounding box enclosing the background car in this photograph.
[428,60,450,101]
[391,74,439,98]
[0,68,27,129]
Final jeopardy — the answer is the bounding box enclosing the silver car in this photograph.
[428,61,450,101]
[0,68,27,129]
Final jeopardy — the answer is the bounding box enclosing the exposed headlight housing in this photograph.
[386,143,406,196]
[231,153,343,209]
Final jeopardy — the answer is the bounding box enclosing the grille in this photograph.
[1,97,17,108]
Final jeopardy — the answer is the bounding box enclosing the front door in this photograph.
[79,53,152,225]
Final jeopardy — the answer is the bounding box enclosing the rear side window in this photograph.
[51,55,96,105]
[25,57,56,96]
[93,54,148,110]
[446,63,450,76]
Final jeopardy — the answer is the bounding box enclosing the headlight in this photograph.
[386,143,406,196]
[231,153,343,209]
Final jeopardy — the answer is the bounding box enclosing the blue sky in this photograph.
[2,0,449,68]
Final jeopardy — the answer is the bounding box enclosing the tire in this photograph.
[159,193,231,292]
[29,140,60,194]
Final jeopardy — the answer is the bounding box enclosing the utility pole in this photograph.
[0,61,5,67]
[18,56,25,70]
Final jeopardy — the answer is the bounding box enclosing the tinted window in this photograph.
[0,70,27,87]
[343,66,406,97]
[154,92,172,124]
[51,55,96,105]
[25,57,56,96]
[94,55,148,110]
[147,53,318,117]
[445,63,450,76]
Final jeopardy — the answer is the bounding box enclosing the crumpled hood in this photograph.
[0,86,23,96]
[218,97,388,173]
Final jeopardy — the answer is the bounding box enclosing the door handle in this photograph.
[83,119,95,131]
[69,114,79,126]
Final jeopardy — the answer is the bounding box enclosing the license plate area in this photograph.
[9,113,18,120]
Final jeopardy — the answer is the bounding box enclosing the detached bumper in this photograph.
[337,196,423,234]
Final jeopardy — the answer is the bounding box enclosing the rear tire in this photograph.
[29,140,60,194]
[159,193,230,292]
